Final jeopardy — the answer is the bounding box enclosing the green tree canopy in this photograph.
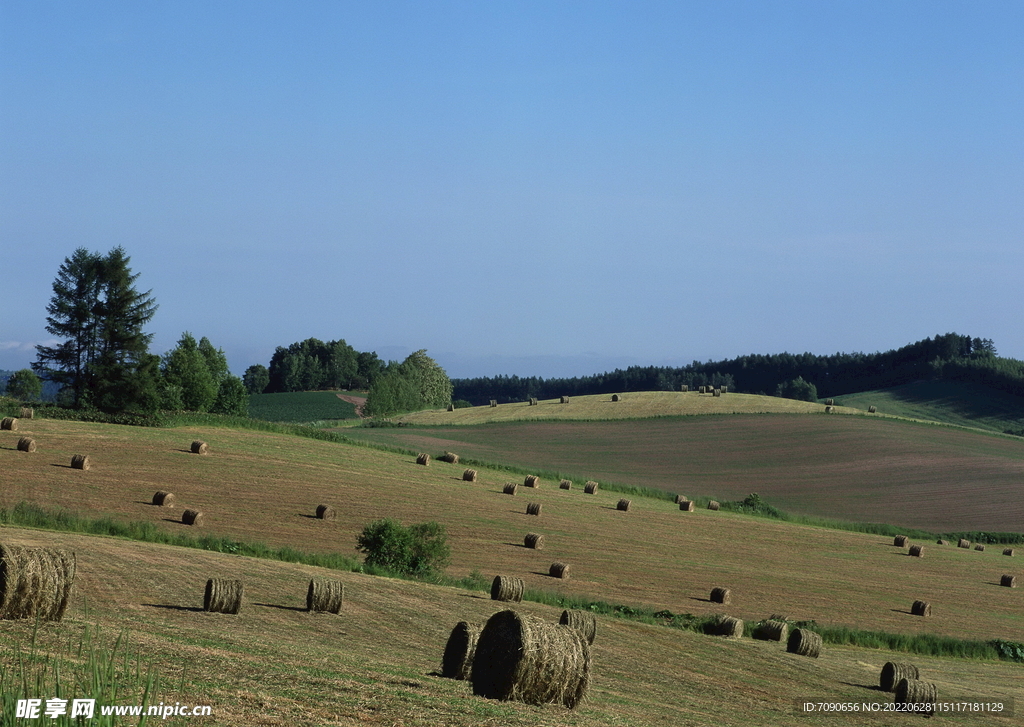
[162,332,218,411]
[6,369,43,401]
[242,364,270,394]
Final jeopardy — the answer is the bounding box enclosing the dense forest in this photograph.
[451,333,1022,405]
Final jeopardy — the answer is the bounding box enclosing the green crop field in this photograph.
[248,390,359,423]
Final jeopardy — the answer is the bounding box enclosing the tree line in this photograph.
[241,338,386,395]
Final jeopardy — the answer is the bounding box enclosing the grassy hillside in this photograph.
[249,390,358,423]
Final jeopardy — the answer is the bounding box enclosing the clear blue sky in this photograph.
[3,1,1022,379]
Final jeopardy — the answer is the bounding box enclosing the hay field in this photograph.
[344,414,1024,532]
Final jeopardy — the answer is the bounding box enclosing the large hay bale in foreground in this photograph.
[975,544,986,551]
[894,678,938,716]
[503,482,519,496]
[909,545,924,558]
[440,452,460,464]
[526,502,542,516]
[442,621,480,680]
[315,504,336,520]
[583,481,599,494]
[203,578,243,614]
[524,475,540,488]
[616,498,631,511]
[550,562,570,579]
[0,545,76,622]
[70,454,90,470]
[712,615,743,637]
[958,539,971,548]
[707,500,720,511]
[152,490,175,507]
[182,509,204,526]
[306,578,344,613]
[559,479,572,490]
[1000,574,1017,588]
[524,533,544,549]
[679,500,695,512]
[463,469,478,482]
[911,600,931,616]
[1,417,17,431]
[787,628,822,658]
[17,437,36,453]
[1004,548,1015,556]
[490,575,524,603]
[894,535,908,547]
[559,609,597,644]
[880,661,920,692]
[416,453,430,466]
[191,440,209,455]
[752,620,789,642]
[710,587,731,604]
[472,609,590,708]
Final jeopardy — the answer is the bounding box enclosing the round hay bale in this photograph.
[503,482,519,495]
[975,544,986,551]
[936,539,949,545]
[20,408,34,419]
[611,394,620,402]
[416,452,430,466]
[958,538,971,548]
[679,499,695,512]
[699,386,706,394]
[909,545,924,558]
[306,577,344,613]
[559,609,597,645]
[752,619,789,642]
[713,615,743,637]
[524,475,539,488]
[894,535,909,547]
[825,405,835,413]
[191,440,209,455]
[707,500,720,511]
[710,587,731,605]
[1000,574,1017,588]
[203,578,243,614]
[152,490,175,507]
[490,400,498,407]
[440,451,460,464]
[868,405,877,413]
[674,493,688,504]
[616,498,631,512]
[70,454,90,470]
[559,396,569,404]
[681,385,689,392]
[463,469,478,482]
[880,661,920,692]
[911,600,931,616]
[894,678,938,716]
[526,502,542,516]
[490,575,524,603]
[559,479,572,490]
[0,417,17,431]
[524,533,544,549]
[583,481,599,494]
[0,544,77,622]
[315,504,336,520]
[442,621,480,680]
[825,398,835,406]
[182,509,204,526]
[447,403,455,411]
[549,562,570,579]
[713,389,722,397]
[530,397,539,406]
[17,437,36,453]
[787,628,822,658]
[472,609,591,708]
[1003,548,1014,556]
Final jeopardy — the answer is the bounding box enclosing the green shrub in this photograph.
[355,518,451,577]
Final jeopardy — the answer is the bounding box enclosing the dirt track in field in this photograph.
[335,393,366,417]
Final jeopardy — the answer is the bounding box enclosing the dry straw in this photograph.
[868,405,877,413]
[316,504,336,520]
[707,500,720,511]
[471,609,591,709]
[191,440,209,455]
[306,578,344,613]
[447,403,455,412]
[503,483,519,496]
[1000,575,1017,588]
[203,578,243,614]
[70,454,90,470]
[721,386,728,393]
[713,615,743,637]
[442,621,480,680]
[611,394,620,402]
[21,407,33,419]
[674,494,688,504]
[559,479,572,490]
[880,662,920,692]
[559,609,597,644]
[911,600,931,617]
[787,628,822,658]
[490,400,497,407]
[490,575,524,602]
[529,397,539,406]
[894,535,909,547]
[713,389,722,397]
[524,533,544,549]
[526,502,542,516]
[616,498,631,511]
[710,587,731,605]
[975,544,986,551]
[1,417,17,431]
[909,545,924,558]
[752,620,788,642]
[440,452,460,464]
[0,544,76,622]
[463,469,478,482]
[550,562,570,579]
[681,385,689,392]
[560,396,569,404]
[524,475,540,487]
[936,539,949,546]
[825,398,835,406]
[894,678,938,716]
[584,481,599,494]
[182,509,204,526]
[958,539,971,548]
[152,491,175,507]
[825,405,835,413]
[416,453,430,466]
[17,437,36,453]
[679,500,695,512]
[1004,548,1015,556]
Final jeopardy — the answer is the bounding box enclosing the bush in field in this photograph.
[355,518,451,577]
[775,376,818,402]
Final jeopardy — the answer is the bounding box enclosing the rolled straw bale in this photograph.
[17,437,36,453]
[825,398,835,406]
[679,499,695,512]
[416,453,430,466]
[549,562,570,579]
[182,509,204,526]
[710,587,731,605]
[0,544,77,622]
[447,404,455,412]
[559,479,572,490]
[490,400,498,407]
[721,386,728,393]
[21,408,34,419]
[868,406,877,413]
[880,661,920,692]
[584,481,599,494]
[463,469,478,482]
[1000,574,1017,588]
[442,621,480,680]
[752,620,788,642]
[472,609,591,708]
[1003,548,1015,556]
[707,500,720,511]
[152,491,175,507]
[490,575,524,602]
[0,417,16,431]
[70,454,90,470]
[674,494,688,504]
[530,398,538,405]
[616,498,631,511]
[315,504,336,520]
[937,539,949,546]
[958,539,971,548]
[191,440,209,455]
[559,609,597,645]
[526,502,542,516]
[911,600,931,616]
[611,394,620,402]
[306,578,344,613]
[560,396,569,404]
[440,452,460,464]
[713,615,743,637]
[894,535,909,547]
[503,482,519,495]
[894,678,938,716]
[975,544,986,551]
[524,475,540,488]
[909,545,924,558]
[681,385,689,392]
[699,386,706,394]
[825,405,835,413]
[203,578,243,614]
[713,389,721,397]
[524,532,544,549]
[787,628,822,657]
